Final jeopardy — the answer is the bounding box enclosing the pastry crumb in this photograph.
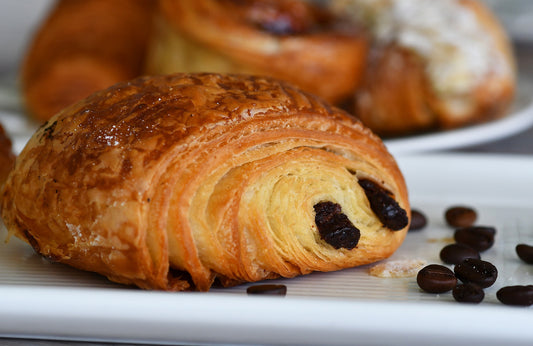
[369,258,427,278]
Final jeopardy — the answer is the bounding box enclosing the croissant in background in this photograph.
[21,0,517,138]
[330,0,516,136]
[146,0,369,105]
[0,124,15,187]
[20,0,155,122]
[1,73,410,291]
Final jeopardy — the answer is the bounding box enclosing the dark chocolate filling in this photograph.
[358,179,408,231]
[314,201,360,250]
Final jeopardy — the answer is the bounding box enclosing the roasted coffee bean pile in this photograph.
[416,205,533,306]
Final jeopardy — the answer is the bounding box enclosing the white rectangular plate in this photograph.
[1,153,532,345]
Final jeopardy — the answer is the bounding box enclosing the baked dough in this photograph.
[0,124,15,187]
[146,0,369,105]
[2,73,410,291]
[330,0,516,136]
[21,0,155,122]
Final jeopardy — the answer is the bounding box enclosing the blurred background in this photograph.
[0,0,532,154]
[0,0,533,73]
[1,0,532,74]
[483,0,533,42]
[0,1,52,75]
[0,2,532,344]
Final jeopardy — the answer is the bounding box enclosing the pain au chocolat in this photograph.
[1,73,410,291]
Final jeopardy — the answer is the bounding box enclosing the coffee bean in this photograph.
[496,285,533,306]
[409,209,427,231]
[247,284,287,296]
[445,206,477,228]
[454,258,498,288]
[516,244,533,264]
[454,226,496,252]
[314,201,360,250]
[417,264,457,293]
[439,243,480,265]
[452,283,484,303]
[358,179,408,231]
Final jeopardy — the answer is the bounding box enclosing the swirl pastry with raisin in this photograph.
[145,0,369,105]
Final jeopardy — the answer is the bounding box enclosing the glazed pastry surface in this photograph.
[2,73,409,291]
[331,0,516,136]
[146,0,369,105]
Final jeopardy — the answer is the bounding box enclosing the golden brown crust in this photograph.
[146,0,369,105]
[333,0,516,137]
[2,73,409,291]
[0,124,15,187]
[21,0,155,122]
[353,46,436,136]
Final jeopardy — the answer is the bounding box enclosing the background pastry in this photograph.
[0,123,15,187]
[20,0,155,122]
[2,73,410,291]
[330,0,516,136]
[146,0,369,105]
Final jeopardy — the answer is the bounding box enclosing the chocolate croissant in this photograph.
[1,73,410,291]
[330,0,516,136]
[146,0,369,105]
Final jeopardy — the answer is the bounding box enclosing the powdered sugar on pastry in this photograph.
[333,0,511,110]
[369,258,427,278]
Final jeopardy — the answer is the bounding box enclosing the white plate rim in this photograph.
[0,153,533,346]
[384,78,533,155]
[0,285,532,346]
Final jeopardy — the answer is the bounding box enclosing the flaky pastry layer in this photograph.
[2,73,409,291]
